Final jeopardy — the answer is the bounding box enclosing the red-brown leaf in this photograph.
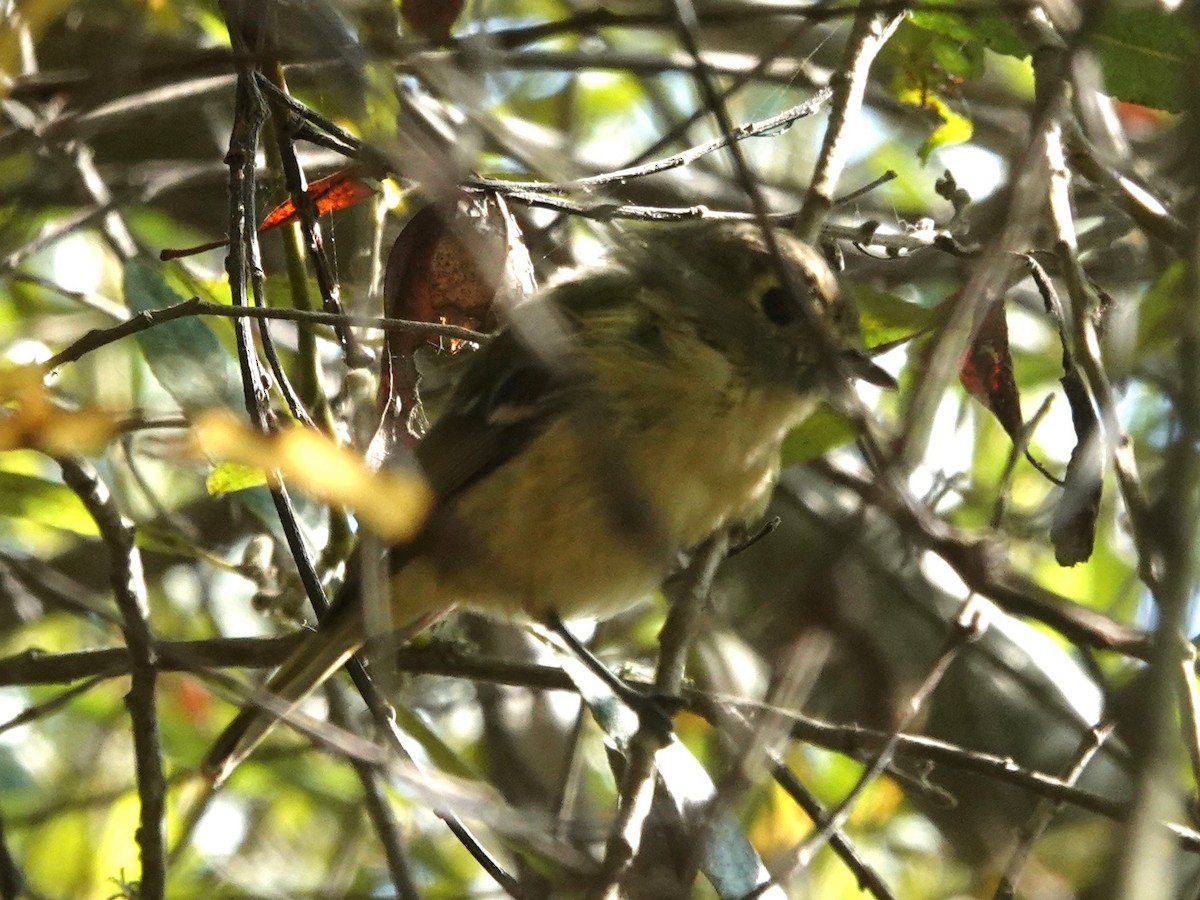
[960,298,1023,440]
[370,195,534,461]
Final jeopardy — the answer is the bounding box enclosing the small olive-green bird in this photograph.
[204,223,881,781]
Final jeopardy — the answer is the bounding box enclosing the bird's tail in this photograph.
[202,610,365,785]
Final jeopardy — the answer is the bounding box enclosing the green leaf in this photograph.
[974,6,1188,111]
[885,18,986,86]
[206,461,268,495]
[123,258,242,410]
[903,15,986,81]
[781,405,859,465]
[0,470,99,535]
[1092,7,1190,112]
[915,4,1024,57]
[850,283,937,347]
[1137,261,1185,354]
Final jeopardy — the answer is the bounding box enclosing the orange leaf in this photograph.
[258,168,376,232]
[160,168,376,261]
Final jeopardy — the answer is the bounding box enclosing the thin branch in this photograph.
[470,91,832,194]
[834,170,899,207]
[325,686,421,900]
[44,297,487,372]
[487,2,1018,51]
[259,70,831,202]
[484,187,974,257]
[1025,256,1151,579]
[1111,77,1200,900]
[758,705,1133,826]
[793,7,905,243]
[57,457,165,900]
[766,605,982,893]
[1176,642,1200,801]
[5,271,127,320]
[807,462,1151,657]
[218,6,333,638]
[994,722,1115,899]
[0,672,118,736]
[592,534,732,898]
[2,4,1025,107]
[0,550,121,627]
[0,635,302,684]
[706,639,895,899]
[655,533,731,699]
[767,747,896,899]
[347,660,527,897]
[990,394,1057,527]
[1067,123,1187,253]
[9,633,1200,851]
[0,166,207,276]
[893,16,1069,471]
[262,62,365,366]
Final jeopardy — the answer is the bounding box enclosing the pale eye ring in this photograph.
[759,285,796,326]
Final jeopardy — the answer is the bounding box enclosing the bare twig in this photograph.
[1067,123,1186,253]
[990,394,1057,527]
[766,744,896,899]
[1175,642,1200,805]
[766,604,983,893]
[57,457,165,900]
[0,672,118,736]
[1112,167,1200,900]
[325,686,421,900]
[43,296,487,371]
[472,91,831,195]
[8,632,1200,851]
[1041,124,1155,585]
[0,635,302,685]
[262,62,365,366]
[487,2,1016,51]
[994,722,1115,899]
[807,463,1151,657]
[793,7,904,244]
[834,170,899,207]
[592,533,732,898]
[0,551,121,627]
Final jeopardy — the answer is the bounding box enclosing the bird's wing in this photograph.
[415,325,572,502]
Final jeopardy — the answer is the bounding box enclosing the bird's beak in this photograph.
[841,349,897,390]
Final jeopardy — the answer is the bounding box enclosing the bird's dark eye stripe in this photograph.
[759,285,795,326]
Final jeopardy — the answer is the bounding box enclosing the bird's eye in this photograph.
[759,285,795,326]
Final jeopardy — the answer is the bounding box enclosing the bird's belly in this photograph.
[402,418,676,622]
[396,389,807,623]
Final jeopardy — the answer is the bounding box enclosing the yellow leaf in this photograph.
[193,411,433,541]
[0,367,117,455]
[895,88,974,160]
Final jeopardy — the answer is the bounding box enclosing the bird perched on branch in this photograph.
[204,222,887,781]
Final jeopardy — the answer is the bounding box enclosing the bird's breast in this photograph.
[400,348,814,624]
